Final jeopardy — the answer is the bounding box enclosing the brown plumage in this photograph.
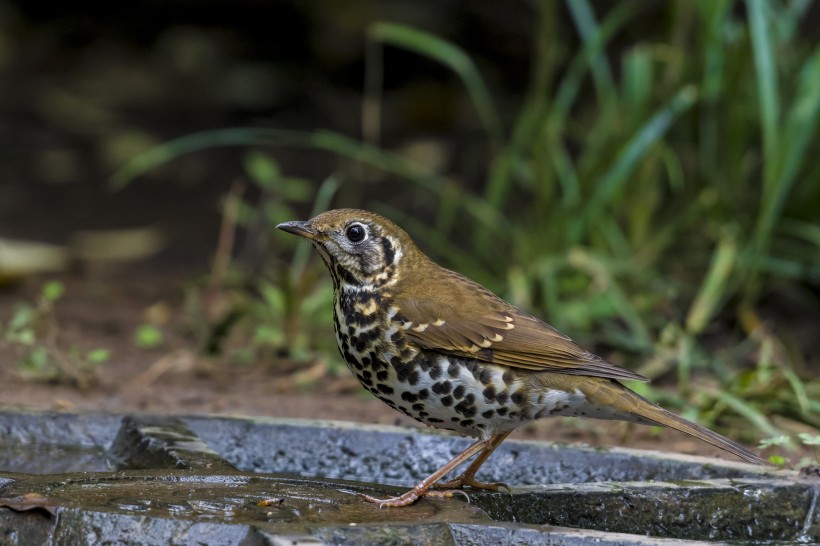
[278,209,766,507]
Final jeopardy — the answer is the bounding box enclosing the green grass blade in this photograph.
[685,228,738,335]
[570,85,698,242]
[746,0,780,181]
[110,127,512,240]
[760,47,820,241]
[696,0,732,184]
[708,388,782,439]
[550,1,643,128]
[368,22,504,152]
[566,0,617,111]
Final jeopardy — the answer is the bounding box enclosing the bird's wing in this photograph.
[393,268,647,382]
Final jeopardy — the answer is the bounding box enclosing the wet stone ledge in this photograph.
[0,409,816,545]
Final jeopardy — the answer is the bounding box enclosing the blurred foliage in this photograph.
[113,0,820,448]
[177,154,341,369]
[0,281,109,388]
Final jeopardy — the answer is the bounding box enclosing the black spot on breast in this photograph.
[417,355,434,372]
[483,386,496,401]
[453,385,466,400]
[454,400,476,418]
[406,371,420,386]
[495,391,509,404]
[362,370,372,381]
[377,384,394,395]
[401,391,418,403]
[502,369,515,384]
[348,356,363,370]
[431,381,452,395]
[394,361,414,382]
[481,409,495,419]
[496,407,508,416]
[355,328,380,347]
[428,364,442,380]
[448,362,460,378]
[460,419,474,427]
[511,391,524,405]
[376,370,389,382]
[373,359,388,371]
[427,417,444,424]
[441,395,453,407]
[417,388,429,400]
[412,403,425,412]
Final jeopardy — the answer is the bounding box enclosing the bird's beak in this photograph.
[276,220,317,240]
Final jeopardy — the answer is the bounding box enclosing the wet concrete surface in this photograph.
[0,409,816,544]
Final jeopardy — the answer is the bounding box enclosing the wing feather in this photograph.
[394,266,647,382]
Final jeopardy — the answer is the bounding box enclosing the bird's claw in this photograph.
[358,486,471,507]
[433,476,512,495]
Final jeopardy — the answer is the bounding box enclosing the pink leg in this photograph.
[359,435,498,508]
[433,431,512,492]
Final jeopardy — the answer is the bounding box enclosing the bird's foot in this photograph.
[358,487,469,508]
[433,474,512,494]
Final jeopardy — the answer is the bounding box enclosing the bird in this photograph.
[277,209,766,507]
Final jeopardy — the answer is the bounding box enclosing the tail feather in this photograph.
[578,379,768,465]
[628,391,767,465]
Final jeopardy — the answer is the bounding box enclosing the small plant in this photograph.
[175,153,343,374]
[759,432,820,468]
[0,281,110,389]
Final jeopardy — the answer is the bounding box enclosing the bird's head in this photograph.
[277,209,417,289]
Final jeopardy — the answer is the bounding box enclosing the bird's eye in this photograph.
[345,223,367,243]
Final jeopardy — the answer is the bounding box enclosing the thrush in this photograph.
[277,209,765,507]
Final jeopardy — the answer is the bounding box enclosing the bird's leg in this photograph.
[433,431,512,493]
[358,436,493,507]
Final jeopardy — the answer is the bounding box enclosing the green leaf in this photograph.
[798,432,820,446]
[243,151,281,190]
[758,435,790,449]
[134,325,164,349]
[86,348,111,364]
[41,280,65,302]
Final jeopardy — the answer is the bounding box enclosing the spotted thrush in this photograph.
[277,209,765,507]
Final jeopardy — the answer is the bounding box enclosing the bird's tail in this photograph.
[583,380,767,465]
